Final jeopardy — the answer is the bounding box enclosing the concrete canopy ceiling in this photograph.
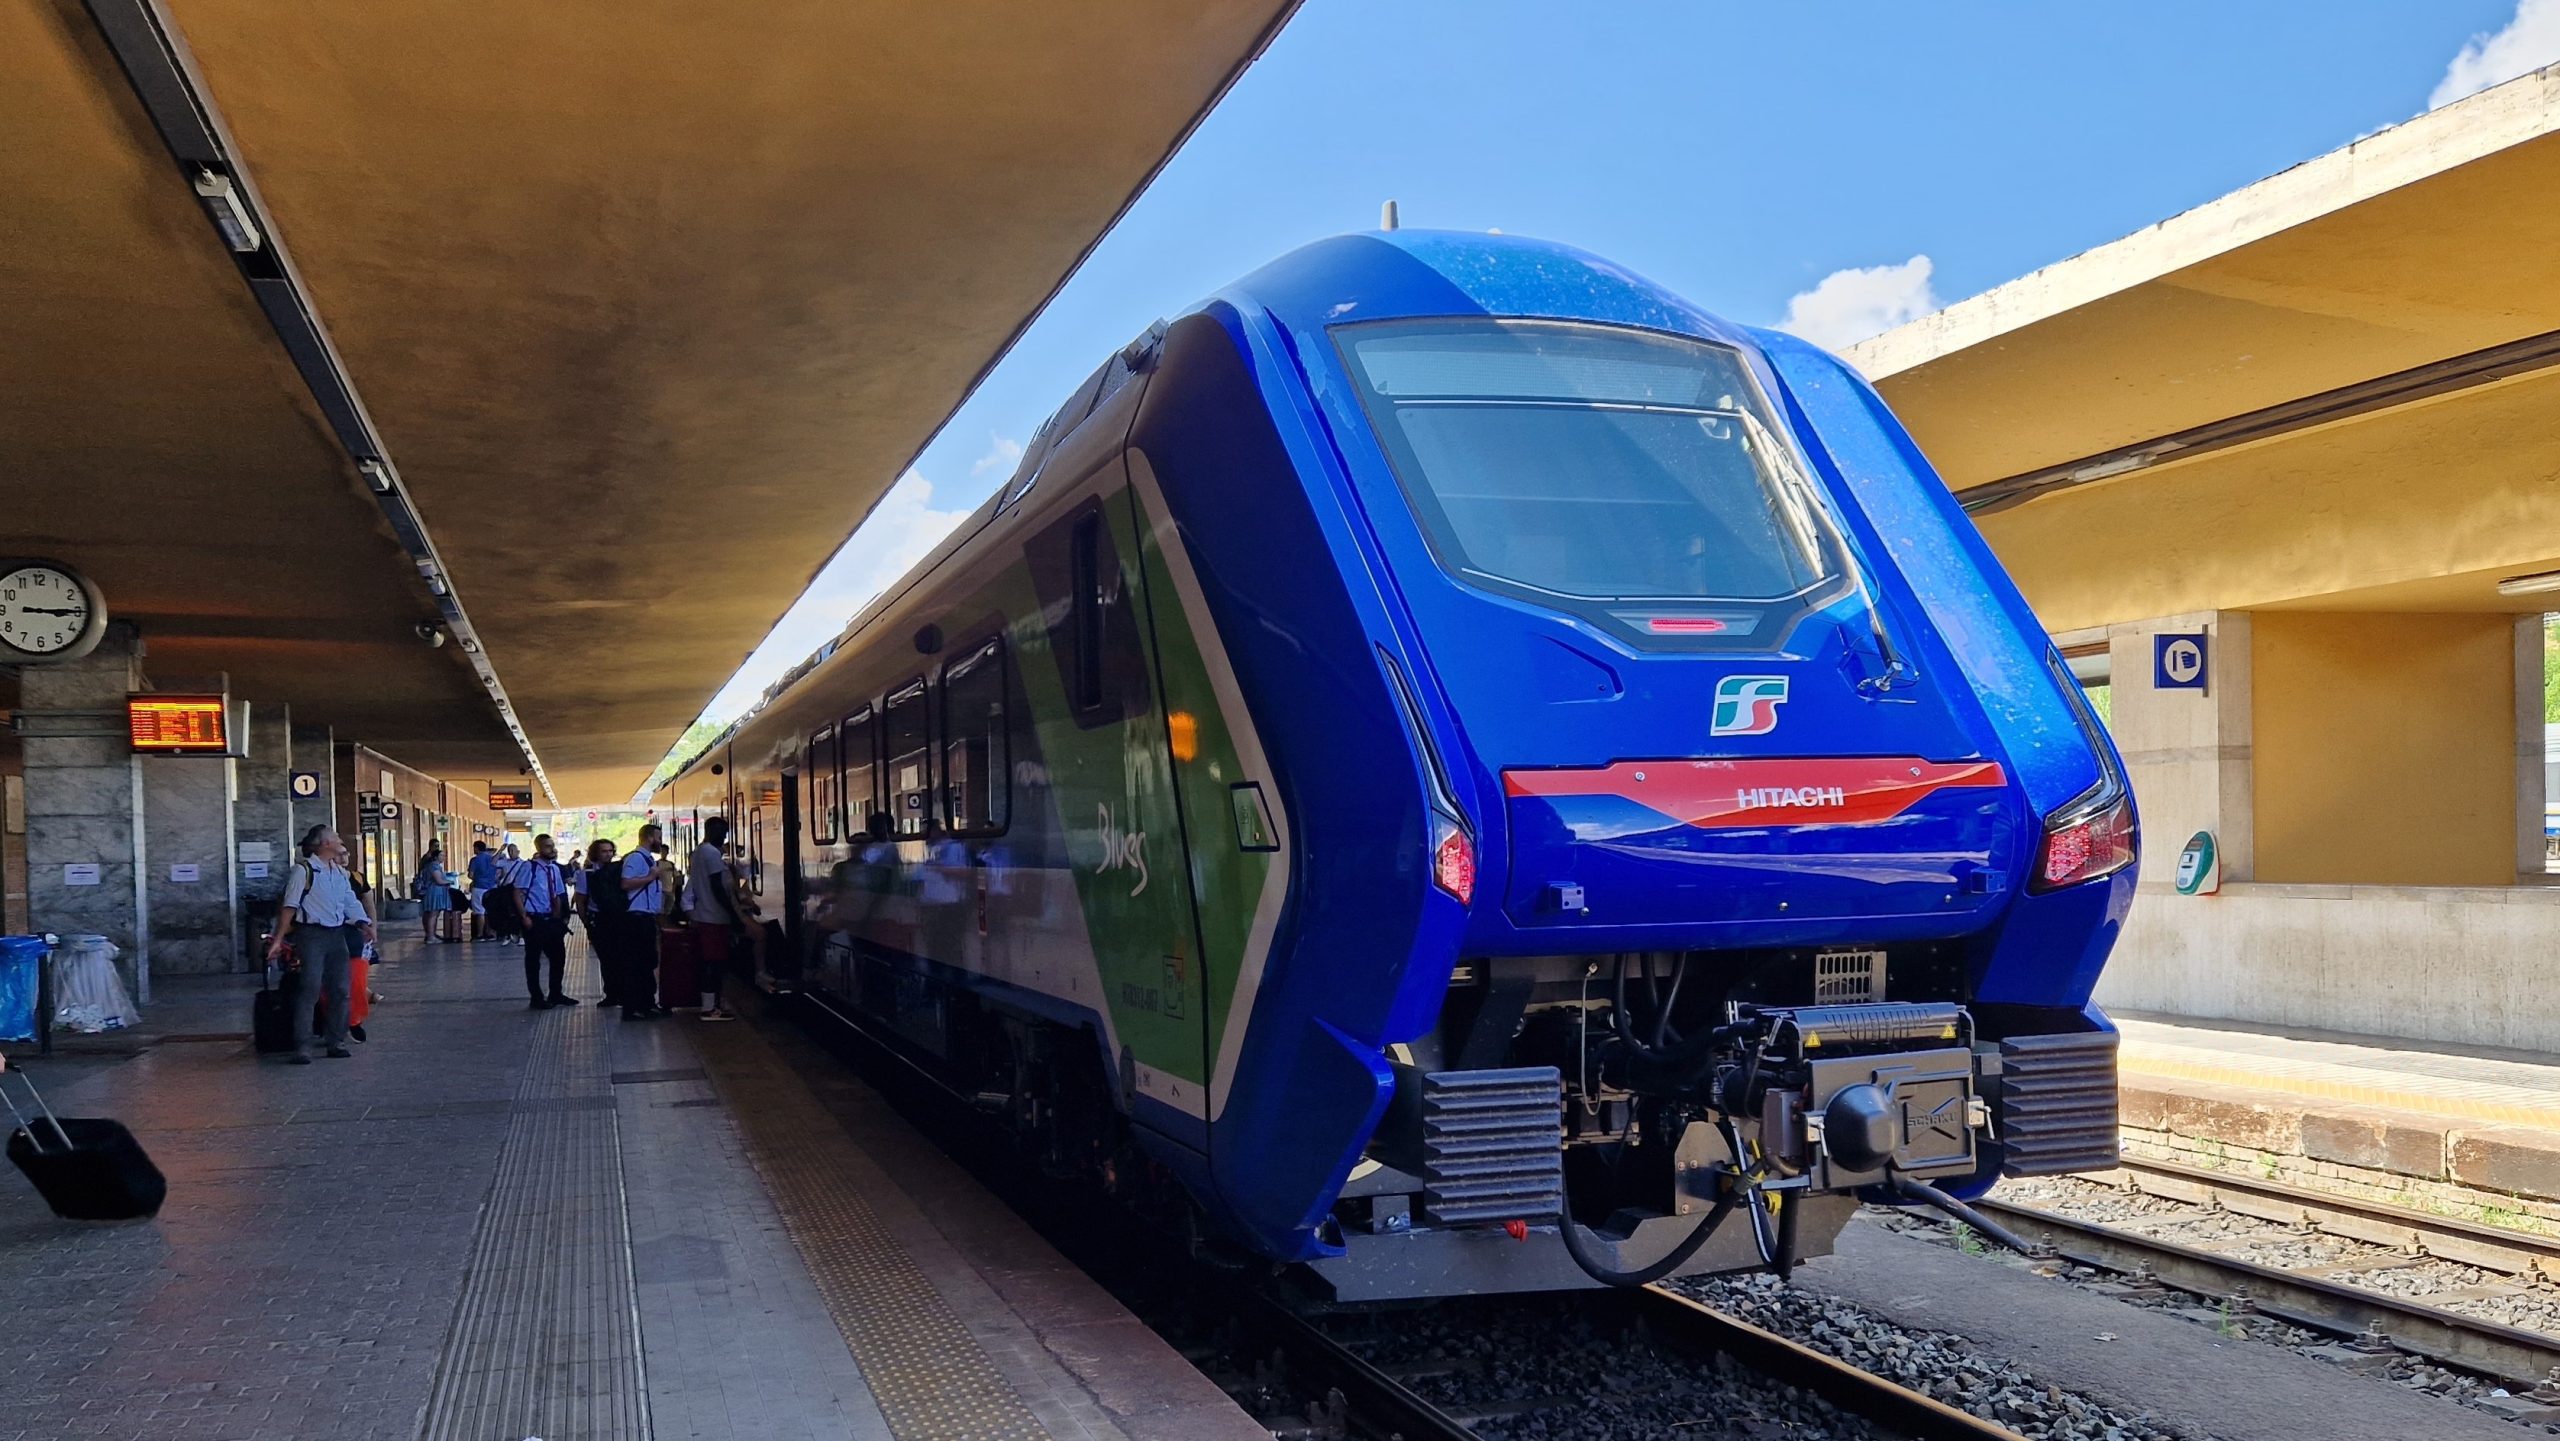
[1854,67,2560,498]
[2,0,1294,804]
[1843,67,2560,637]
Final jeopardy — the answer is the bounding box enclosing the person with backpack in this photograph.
[512,833,577,1010]
[484,843,524,946]
[582,838,630,1008]
[266,824,372,1065]
[618,823,674,1021]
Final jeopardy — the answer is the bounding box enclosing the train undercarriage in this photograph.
[1316,946,2119,1301]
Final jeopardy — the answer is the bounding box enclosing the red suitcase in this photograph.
[656,926,698,1011]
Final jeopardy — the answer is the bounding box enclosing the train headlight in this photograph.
[1431,815,1476,906]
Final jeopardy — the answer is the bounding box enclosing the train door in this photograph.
[780,751,805,968]
[1024,474,1212,1131]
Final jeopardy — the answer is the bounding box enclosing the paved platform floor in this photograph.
[0,936,1260,1441]
[1806,1218,2525,1441]
[2119,1012,2560,1131]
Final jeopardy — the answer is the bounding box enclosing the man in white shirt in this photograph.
[266,825,374,1065]
[619,823,673,1020]
[685,817,745,1021]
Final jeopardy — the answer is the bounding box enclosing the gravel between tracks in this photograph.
[1672,1274,2210,1441]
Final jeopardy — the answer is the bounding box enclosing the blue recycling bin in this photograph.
[0,937,45,1043]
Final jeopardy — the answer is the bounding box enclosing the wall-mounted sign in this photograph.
[62,863,100,887]
[2175,831,2220,895]
[487,786,535,810]
[239,841,273,863]
[358,793,384,822]
[380,800,403,821]
[128,693,231,754]
[242,862,270,880]
[2152,632,2208,691]
[289,771,322,799]
[168,862,200,883]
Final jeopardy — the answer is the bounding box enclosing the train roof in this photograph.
[656,230,1780,796]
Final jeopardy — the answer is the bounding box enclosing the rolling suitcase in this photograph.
[657,925,698,1011]
[1,1067,166,1220]
[252,959,296,1055]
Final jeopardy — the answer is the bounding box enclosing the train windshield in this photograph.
[1337,319,1855,632]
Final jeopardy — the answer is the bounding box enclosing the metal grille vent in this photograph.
[1420,1067,1564,1227]
[1998,1031,2120,1176]
[1814,948,1886,1005]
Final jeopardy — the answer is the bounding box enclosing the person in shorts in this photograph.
[686,817,745,1021]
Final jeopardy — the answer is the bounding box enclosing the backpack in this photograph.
[587,865,631,918]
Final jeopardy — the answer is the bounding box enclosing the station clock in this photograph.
[0,559,107,663]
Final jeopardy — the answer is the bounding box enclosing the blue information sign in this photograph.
[2153,632,2208,690]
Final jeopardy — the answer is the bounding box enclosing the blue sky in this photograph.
[673,0,2558,762]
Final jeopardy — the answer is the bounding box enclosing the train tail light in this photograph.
[2032,790,2135,892]
[1431,815,1476,906]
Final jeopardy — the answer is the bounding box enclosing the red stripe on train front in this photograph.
[1502,758,2007,829]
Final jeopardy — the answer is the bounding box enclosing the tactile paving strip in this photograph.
[415,952,652,1441]
[695,1026,1050,1441]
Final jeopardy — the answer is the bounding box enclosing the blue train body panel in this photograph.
[688,228,2138,1296]
[1166,232,2134,1270]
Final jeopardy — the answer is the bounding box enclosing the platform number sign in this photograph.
[289,771,322,799]
[2153,632,2208,691]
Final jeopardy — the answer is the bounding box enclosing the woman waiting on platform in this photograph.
[415,845,457,945]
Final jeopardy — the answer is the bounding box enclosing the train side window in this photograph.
[748,805,766,894]
[841,705,879,840]
[941,638,1010,836]
[807,726,839,845]
[1030,494,1149,729]
[883,678,931,837]
[1070,513,1106,712]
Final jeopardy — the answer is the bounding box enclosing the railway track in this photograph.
[1968,1158,2560,1391]
[792,992,2032,1438]
[1242,1281,2024,1440]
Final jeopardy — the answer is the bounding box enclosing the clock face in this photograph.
[0,564,95,657]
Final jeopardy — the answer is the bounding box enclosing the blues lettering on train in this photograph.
[659,231,2137,1302]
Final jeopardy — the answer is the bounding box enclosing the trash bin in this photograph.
[52,935,139,1034]
[0,937,44,1043]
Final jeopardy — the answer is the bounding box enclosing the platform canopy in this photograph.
[1852,66,2560,637]
[2,0,1294,803]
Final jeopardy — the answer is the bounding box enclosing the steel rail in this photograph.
[1633,1286,2024,1440]
[1229,1287,1482,1441]
[2111,1155,2560,1278]
[1973,1194,2560,1386]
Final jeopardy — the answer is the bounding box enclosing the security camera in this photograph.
[414,622,446,647]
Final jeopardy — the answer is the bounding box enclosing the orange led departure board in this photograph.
[487,786,535,810]
[128,695,231,754]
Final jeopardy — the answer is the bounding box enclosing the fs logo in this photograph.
[1710,675,1790,737]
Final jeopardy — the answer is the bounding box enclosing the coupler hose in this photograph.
[1889,1175,2037,1256]
[1557,1187,1739,1289]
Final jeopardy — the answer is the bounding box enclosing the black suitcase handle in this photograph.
[0,1066,74,1156]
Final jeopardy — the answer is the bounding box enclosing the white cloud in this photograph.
[2433,0,2560,108]
[971,433,1025,476]
[694,469,976,725]
[1776,255,1940,351]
